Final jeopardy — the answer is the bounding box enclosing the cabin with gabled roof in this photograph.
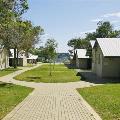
[92,38,120,78]
[9,49,27,67]
[75,49,91,69]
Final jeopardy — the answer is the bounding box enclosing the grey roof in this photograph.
[96,38,120,57]
[90,40,95,48]
[76,49,89,59]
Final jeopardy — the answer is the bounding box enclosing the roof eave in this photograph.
[104,56,120,58]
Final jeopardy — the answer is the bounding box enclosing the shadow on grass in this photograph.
[0,68,19,72]
[77,71,120,84]
[26,77,42,80]
[0,82,13,88]
[64,64,76,69]
[64,64,82,81]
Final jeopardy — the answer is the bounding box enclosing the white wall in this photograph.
[23,56,27,66]
[92,45,103,77]
[0,49,9,70]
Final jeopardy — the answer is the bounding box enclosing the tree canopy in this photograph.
[68,21,120,51]
[0,0,44,68]
[45,39,58,60]
[44,38,58,76]
[67,37,90,50]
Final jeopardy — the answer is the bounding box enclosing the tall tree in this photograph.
[67,21,120,57]
[0,0,44,68]
[85,32,97,41]
[45,39,57,76]
[20,21,44,52]
[0,0,29,68]
[86,21,120,56]
[96,21,113,38]
[67,37,89,50]
[86,21,120,40]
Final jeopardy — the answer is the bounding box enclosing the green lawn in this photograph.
[77,84,120,120]
[0,82,33,119]
[27,63,36,67]
[14,64,80,83]
[0,68,20,77]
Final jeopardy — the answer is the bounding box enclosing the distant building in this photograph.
[27,53,38,64]
[0,47,9,70]
[92,38,120,78]
[68,49,75,65]
[9,49,27,67]
[75,49,90,69]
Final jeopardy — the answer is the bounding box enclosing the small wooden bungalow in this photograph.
[9,49,27,67]
[75,49,90,69]
[27,53,38,64]
[92,38,120,78]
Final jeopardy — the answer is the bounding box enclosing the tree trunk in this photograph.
[49,60,52,76]
[17,50,19,66]
[53,60,55,70]
[13,48,17,68]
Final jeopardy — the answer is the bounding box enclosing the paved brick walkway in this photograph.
[0,64,102,120]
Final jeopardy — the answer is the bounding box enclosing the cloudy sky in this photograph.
[23,0,120,53]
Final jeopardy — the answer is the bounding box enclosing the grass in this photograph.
[77,84,120,120]
[0,82,33,119]
[0,68,20,77]
[14,64,80,83]
[18,64,36,68]
[27,63,36,67]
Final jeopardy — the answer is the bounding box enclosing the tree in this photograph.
[20,21,44,52]
[29,47,49,62]
[0,0,44,68]
[86,21,120,56]
[85,32,97,41]
[13,0,29,17]
[45,39,57,76]
[96,21,113,38]
[67,37,89,50]
[0,0,29,68]
[85,21,120,40]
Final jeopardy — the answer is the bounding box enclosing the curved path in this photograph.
[0,64,102,120]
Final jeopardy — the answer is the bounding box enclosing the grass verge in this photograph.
[77,84,120,120]
[0,68,20,77]
[14,64,80,83]
[0,82,33,119]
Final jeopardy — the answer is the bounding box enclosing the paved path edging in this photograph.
[0,64,102,120]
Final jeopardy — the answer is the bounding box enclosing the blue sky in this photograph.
[23,0,120,53]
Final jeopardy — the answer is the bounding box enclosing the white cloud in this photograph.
[79,29,96,38]
[111,20,120,24]
[114,25,120,30]
[91,12,120,25]
[80,29,96,34]
[102,12,120,18]
[91,18,103,23]
[72,29,96,38]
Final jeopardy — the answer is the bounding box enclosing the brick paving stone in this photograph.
[0,64,102,120]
